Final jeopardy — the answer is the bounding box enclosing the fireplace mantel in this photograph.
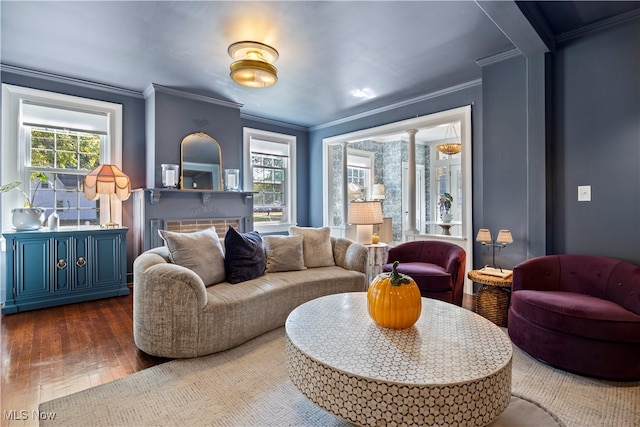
[132,188,254,257]
[146,188,255,206]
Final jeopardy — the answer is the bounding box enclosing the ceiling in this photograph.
[2,1,638,128]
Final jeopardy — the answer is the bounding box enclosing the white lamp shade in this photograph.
[348,201,383,225]
[476,228,492,243]
[496,230,513,244]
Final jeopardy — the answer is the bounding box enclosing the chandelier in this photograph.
[436,123,462,155]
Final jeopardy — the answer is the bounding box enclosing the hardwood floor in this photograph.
[1,290,476,427]
[1,288,168,427]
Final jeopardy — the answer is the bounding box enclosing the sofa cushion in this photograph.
[263,235,306,273]
[289,226,335,268]
[511,290,640,342]
[158,227,225,285]
[224,227,266,284]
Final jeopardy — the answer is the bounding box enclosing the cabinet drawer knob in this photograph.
[56,259,68,270]
[76,257,86,268]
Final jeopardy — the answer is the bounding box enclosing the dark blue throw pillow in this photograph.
[224,226,266,284]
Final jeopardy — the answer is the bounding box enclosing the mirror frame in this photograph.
[180,132,223,190]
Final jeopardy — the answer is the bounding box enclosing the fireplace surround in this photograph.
[132,189,254,257]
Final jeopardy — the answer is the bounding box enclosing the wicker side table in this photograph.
[468,270,513,327]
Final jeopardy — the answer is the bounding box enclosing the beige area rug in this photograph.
[40,327,638,427]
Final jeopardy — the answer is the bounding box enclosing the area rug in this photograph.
[40,327,639,427]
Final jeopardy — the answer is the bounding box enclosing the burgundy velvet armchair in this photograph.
[508,255,640,381]
[382,240,466,306]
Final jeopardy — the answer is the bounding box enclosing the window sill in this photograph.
[254,222,295,234]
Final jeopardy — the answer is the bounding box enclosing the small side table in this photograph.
[364,243,389,285]
[468,270,513,327]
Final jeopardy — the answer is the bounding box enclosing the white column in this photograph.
[342,142,349,225]
[406,129,418,235]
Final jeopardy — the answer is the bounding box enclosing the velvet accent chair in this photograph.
[508,255,640,381]
[382,240,466,306]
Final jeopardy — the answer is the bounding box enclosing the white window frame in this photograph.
[1,84,123,232]
[243,127,297,233]
[347,149,374,201]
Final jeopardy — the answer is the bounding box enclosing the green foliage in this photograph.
[439,192,453,211]
[30,130,100,170]
[0,172,50,208]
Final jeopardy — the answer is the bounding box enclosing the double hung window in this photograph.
[1,84,122,229]
[243,128,296,233]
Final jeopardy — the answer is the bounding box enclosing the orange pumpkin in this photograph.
[367,261,422,329]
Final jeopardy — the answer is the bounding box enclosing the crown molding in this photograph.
[239,113,307,132]
[556,9,640,44]
[476,49,522,67]
[0,63,144,98]
[311,79,482,132]
[144,84,243,109]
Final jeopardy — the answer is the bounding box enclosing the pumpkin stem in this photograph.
[390,261,410,286]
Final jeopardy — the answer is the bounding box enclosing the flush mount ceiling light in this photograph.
[436,123,462,155]
[228,41,279,88]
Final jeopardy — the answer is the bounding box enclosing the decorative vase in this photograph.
[12,208,45,230]
[441,213,452,223]
[367,261,422,329]
[371,233,380,244]
[47,211,60,230]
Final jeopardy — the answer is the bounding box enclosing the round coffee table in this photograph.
[285,292,512,426]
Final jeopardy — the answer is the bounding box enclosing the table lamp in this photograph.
[83,164,131,227]
[476,228,513,270]
[348,201,383,244]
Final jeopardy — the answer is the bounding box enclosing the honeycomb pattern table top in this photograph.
[286,292,512,385]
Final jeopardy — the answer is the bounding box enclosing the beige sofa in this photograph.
[133,236,368,358]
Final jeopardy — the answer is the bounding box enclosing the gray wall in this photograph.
[480,55,531,269]
[551,18,640,264]
[146,87,242,188]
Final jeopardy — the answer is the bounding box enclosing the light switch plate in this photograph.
[578,185,591,202]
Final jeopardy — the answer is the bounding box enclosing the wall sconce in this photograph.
[348,201,383,244]
[228,41,278,88]
[476,228,513,270]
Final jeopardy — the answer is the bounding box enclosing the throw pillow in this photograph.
[289,226,335,268]
[158,227,225,285]
[263,235,306,273]
[224,226,266,284]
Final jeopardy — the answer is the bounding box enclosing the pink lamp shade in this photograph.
[83,164,131,201]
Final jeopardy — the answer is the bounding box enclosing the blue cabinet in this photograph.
[2,227,129,314]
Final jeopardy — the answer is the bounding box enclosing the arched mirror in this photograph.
[180,132,223,190]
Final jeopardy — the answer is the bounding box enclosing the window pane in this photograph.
[32,130,54,150]
[26,127,103,226]
[251,152,288,223]
[31,149,54,167]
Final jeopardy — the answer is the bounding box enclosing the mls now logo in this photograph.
[4,410,56,421]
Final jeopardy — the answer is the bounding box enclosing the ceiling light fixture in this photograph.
[436,123,462,155]
[228,41,278,88]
